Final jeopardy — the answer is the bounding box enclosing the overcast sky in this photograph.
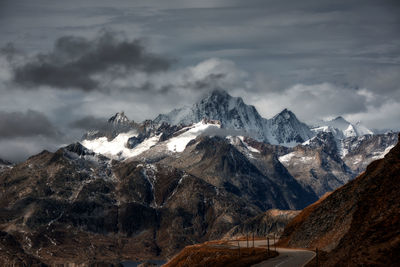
[0,0,399,161]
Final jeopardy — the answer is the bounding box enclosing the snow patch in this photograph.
[82,131,160,160]
[238,136,260,153]
[167,121,221,152]
[279,152,296,163]
[371,145,395,160]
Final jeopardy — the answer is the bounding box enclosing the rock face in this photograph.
[279,134,400,266]
[279,132,353,197]
[108,111,130,125]
[341,131,398,173]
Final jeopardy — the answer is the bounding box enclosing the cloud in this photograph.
[0,110,60,139]
[0,136,61,163]
[12,31,172,91]
[0,109,65,162]
[69,115,109,131]
[249,83,369,122]
[0,42,21,61]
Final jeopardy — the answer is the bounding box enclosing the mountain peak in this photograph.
[313,115,373,139]
[154,91,315,146]
[209,89,230,98]
[333,116,348,123]
[274,108,295,120]
[108,111,130,125]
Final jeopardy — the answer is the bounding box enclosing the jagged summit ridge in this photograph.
[108,111,130,125]
[154,89,313,145]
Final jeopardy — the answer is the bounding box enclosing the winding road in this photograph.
[231,240,315,267]
[251,247,315,267]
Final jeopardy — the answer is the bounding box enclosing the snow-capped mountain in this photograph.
[154,89,267,140]
[83,111,137,141]
[78,90,397,199]
[312,116,373,139]
[265,109,314,146]
[82,118,222,160]
[154,89,313,145]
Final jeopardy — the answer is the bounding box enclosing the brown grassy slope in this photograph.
[164,241,278,267]
[279,134,400,266]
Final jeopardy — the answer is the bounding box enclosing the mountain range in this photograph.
[0,89,397,265]
[154,90,314,145]
[81,89,397,197]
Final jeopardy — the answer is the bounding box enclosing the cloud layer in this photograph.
[0,0,399,161]
[13,31,172,91]
[0,110,59,138]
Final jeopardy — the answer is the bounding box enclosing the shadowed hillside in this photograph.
[279,134,400,266]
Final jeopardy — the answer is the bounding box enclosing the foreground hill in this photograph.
[279,134,400,266]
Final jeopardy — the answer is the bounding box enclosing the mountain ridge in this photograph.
[154,89,314,145]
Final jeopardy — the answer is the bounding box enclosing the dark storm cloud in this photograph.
[13,31,172,91]
[0,110,60,139]
[0,0,399,136]
[69,115,109,131]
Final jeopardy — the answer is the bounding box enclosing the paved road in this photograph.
[228,240,315,267]
[252,247,315,267]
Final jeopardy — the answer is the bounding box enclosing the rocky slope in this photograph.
[279,132,353,197]
[223,209,300,239]
[279,134,400,266]
[0,142,263,265]
[341,131,398,173]
[157,135,318,210]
